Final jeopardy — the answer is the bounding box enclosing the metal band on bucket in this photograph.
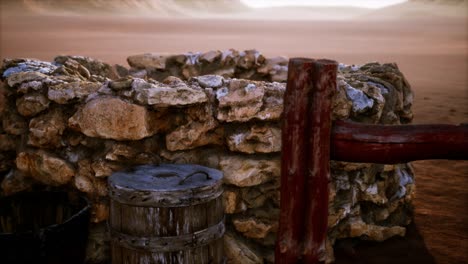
[110,219,225,252]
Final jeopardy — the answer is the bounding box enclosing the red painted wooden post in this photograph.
[302,60,337,263]
[276,58,317,263]
[276,58,337,263]
[277,57,468,264]
[331,121,468,163]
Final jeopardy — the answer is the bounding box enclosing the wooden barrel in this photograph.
[108,164,225,264]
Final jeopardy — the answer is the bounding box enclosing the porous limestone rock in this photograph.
[219,155,280,187]
[16,150,75,186]
[216,80,284,122]
[16,93,50,117]
[195,75,224,88]
[109,78,133,90]
[166,104,223,151]
[48,81,102,104]
[227,124,281,154]
[6,71,48,87]
[216,79,264,122]
[232,217,278,239]
[224,231,263,264]
[127,53,167,70]
[132,78,208,107]
[0,134,16,151]
[345,217,406,241]
[166,120,223,151]
[160,148,221,169]
[68,97,161,140]
[223,189,241,214]
[1,169,35,195]
[2,59,57,78]
[28,108,67,148]
[2,109,28,135]
[55,55,117,79]
[257,56,288,82]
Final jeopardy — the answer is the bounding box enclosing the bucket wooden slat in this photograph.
[109,164,225,264]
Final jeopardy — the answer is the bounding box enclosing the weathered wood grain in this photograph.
[302,59,337,263]
[331,121,468,163]
[276,58,317,263]
[109,164,225,264]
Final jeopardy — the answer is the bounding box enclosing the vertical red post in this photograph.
[275,58,317,263]
[303,59,337,263]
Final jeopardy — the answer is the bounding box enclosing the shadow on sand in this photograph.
[334,222,435,264]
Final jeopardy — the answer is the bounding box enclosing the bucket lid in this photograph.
[108,164,223,207]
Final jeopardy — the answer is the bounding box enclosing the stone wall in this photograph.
[0,50,415,263]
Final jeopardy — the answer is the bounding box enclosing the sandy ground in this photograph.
[0,1,467,263]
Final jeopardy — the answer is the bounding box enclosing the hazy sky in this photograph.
[240,0,408,9]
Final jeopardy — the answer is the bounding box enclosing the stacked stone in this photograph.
[0,53,414,264]
[127,49,289,83]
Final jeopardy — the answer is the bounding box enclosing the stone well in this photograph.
[0,50,415,263]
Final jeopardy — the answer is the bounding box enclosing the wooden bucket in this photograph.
[108,164,225,264]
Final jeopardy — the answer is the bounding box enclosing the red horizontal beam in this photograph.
[331,120,468,164]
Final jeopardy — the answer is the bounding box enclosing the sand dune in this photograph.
[0,1,467,263]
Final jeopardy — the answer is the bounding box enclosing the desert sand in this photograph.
[0,0,467,263]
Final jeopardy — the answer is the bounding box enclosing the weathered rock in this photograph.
[0,152,15,173]
[85,223,111,264]
[232,217,278,239]
[224,189,241,214]
[91,201,109,223]
[224,231,263,264]
[68,97,162,140]
[237,49,265,69]
[17,81,44,94]
[166,104,223,151]
[48,81,102,104]
[227,124,281,154]
[16,93,49,117]
[74,159,109,196]
[0,83,7,116]
[74,174,94,194]
[334,79,353,120]
[5,71,48,87]
[346,218,406,241]
[160,148,221,169]
[240,181,280,209]
[104,143,138,162]
[2,59,57,78]
[219,80,276,121]
[166,120,223,151]
[109,78,133,90]
[199,50,222,64]
[0,134,16,151]
[256,82,285,120]
[127,53,167,70]
[55,55,117,79]
[195,75,224,88]
[1,169,35,195]
[2,110,28,135]
[132,78,208,107]
[16,150,75,186]
[217,79,265,122]
[257,56,288,82]
[91,160,123,178]
[219,155,280,187]
[28,108,67,148]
